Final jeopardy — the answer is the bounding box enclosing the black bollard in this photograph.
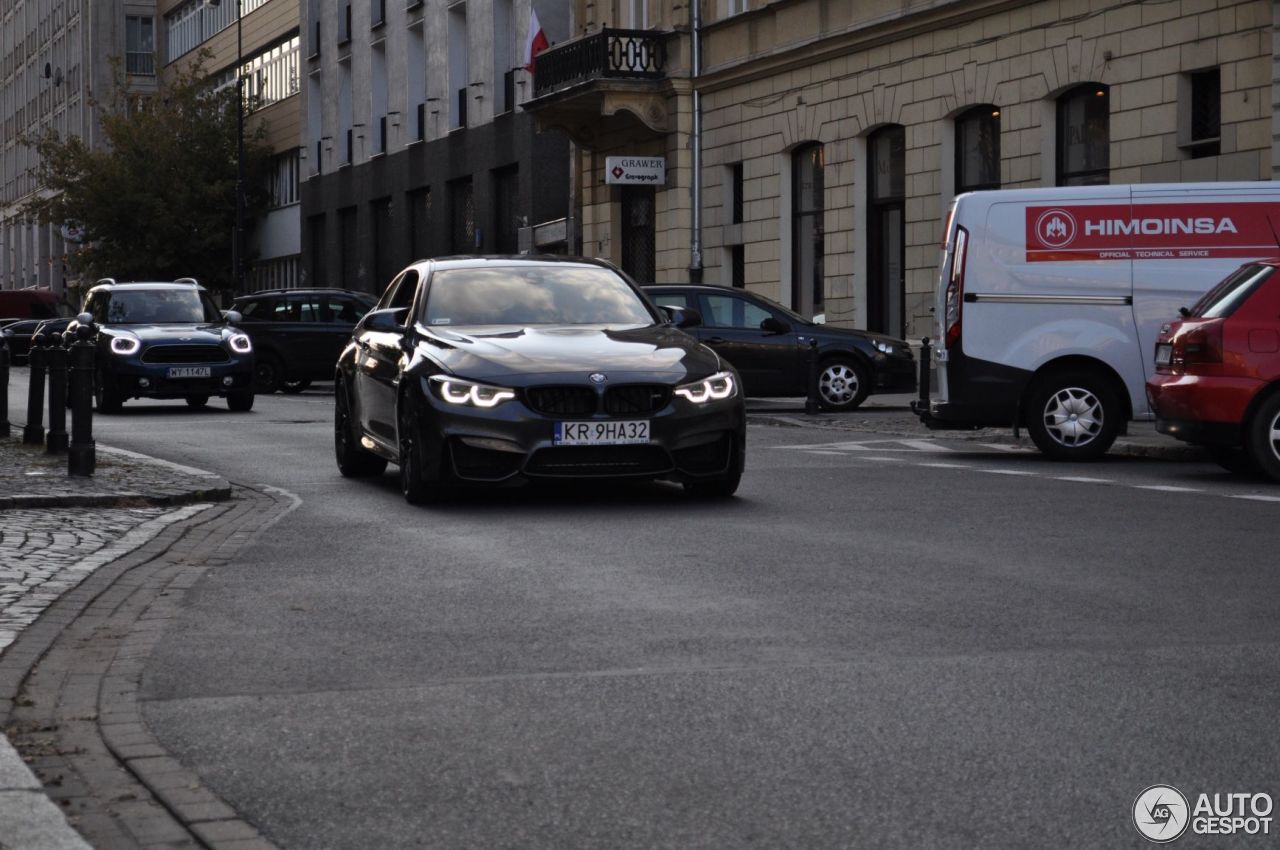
[45,335,69,453]
[0,329,10,438]
[68,319,96,477]
[23,332,47,445]
[917,337,932,407]
[804,337,820,415]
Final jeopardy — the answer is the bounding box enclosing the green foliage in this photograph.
[23,54,273,294]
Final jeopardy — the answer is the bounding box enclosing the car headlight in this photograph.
[429,376,516,408]
[228,333,252,354]
[674,371,737,404]
[875,341,903,355]
[109,336,140,356]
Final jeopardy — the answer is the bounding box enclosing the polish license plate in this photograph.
[1154,343,1172,366]
[555,420,650,446]
[167,366,211,379]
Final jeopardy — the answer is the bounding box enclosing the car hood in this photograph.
[417,323,722,384]
[109,324,228,343]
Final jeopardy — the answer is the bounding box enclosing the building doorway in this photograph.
[620,185,655,283]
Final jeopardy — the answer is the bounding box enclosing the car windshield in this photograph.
[422,266,656,327]
[104,289,223,324]
[1190,264,1274,319]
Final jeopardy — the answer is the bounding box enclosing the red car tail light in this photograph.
[1175,318,1224,368]
[944,226,968,349]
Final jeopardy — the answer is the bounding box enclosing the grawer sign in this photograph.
[1025,203,1280,262]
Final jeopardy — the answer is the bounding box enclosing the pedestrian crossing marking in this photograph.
[1228,494,1280,503]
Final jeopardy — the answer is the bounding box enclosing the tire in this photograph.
[281,379,312,394]
[1245,392,1280,482]
[815,357,869,412]
[1208,445,1260,476]
[94,369,123,414]
[253,354,284,394]
[682,434,744,498]
[334,377,387,478]
[1024,369,1121,461]
[185,395,209,409]
[398,398,450,504]
[226,390,255,412]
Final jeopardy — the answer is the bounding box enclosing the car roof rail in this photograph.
[95,277,117,287]
[174,277,199,286]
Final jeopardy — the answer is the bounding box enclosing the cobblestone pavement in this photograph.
[0,504,212,653]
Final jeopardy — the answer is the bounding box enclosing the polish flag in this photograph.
[524,7,549,73]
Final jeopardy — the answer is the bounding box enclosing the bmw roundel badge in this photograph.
[590,373,607,384]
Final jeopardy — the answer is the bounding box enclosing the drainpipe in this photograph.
[688,0,703,282]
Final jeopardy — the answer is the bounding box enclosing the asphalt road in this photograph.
[9,379,1280,848]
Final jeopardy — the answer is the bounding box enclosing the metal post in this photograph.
[804,337,820,415]
[234,0,245,296]
[23,333,47,444]
[0,329,10,438]
[45,336,69,453]
[68,321,96,477]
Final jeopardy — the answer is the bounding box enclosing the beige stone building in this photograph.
[528,0,1276,341]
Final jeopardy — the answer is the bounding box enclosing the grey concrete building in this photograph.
[1,0,157,299]
[300,0,572,296]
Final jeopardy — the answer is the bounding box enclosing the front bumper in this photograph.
[414,385,746,484]
[104,359,255,399]
[873,352,917,394]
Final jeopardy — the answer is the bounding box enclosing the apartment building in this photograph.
[0,0,157,298]
[299,0,571,296]
[159,0,303,291]
[526,0,1278,340]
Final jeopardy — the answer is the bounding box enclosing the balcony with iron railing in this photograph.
[524,28,673,148]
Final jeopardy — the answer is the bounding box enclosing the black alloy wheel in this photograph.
[226,390,255,412]
[682,436,744,498]
[398,398,450,504]
[333,377,387,477]
[254,354,284,394]
[281,379,312,394]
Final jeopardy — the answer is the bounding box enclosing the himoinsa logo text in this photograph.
[1025,203,1280,262]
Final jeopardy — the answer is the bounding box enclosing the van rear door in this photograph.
[1128,183,1280,416]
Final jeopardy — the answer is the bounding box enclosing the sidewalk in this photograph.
[744,392,1206,461]
[0,432,232,849]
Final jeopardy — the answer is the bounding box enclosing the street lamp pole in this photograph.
[208,0,245,295]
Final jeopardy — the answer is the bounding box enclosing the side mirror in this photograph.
[360,307,409,333]
[760,316,791,335]
[223,309,243,324]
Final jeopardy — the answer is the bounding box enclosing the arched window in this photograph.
[792,144,824,316]
[955,105,1000,193]
[867,125,904,337]
[1057,84,1109,186]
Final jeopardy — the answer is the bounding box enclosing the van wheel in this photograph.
[1025,370,1120,461]
[816,358,869,411]
[1245,393,1280,482]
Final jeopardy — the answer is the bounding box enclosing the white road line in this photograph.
[1133,485,1203,493]
[980,443,1035,453]
[1228,494,1280,503]
[896,439,954,453]
[1055,476,1114,484]
[918,462,971,469]
[804,450,846,456]
[976,469,1039,476]
[862,457,904,462]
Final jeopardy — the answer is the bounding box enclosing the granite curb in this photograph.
[0,433,232,510]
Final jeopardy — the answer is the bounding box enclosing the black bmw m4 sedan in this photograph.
[334,257,746,503]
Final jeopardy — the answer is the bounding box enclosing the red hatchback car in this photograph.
[1147,259,1280,480]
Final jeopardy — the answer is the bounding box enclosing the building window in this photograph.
[408,188,432,259]
[126,16,155,76]
[494,0,513,113]
[1183,69,1221,159]
[493,166,520,254]
[726,0,748,15]
[955,105,1000,193]
[339,206,359,289]
[730,162,744,224]
[407,23,427,143]
[267,151,300,208]
[448,3,468,130]
[1056,84,1109,186]
[731,245,745,288]
[791,143,824,317]
[867,126,905,337]
[371,43,388,155]
[450,178,475,253]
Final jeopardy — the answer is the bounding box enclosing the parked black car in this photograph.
[72,279,256,413]
[0,317,73,364]
[335,257,746,503]
[643,284,916,411]
[231,288,377,393]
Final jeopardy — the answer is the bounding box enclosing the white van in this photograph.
[914,182,1280,459]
